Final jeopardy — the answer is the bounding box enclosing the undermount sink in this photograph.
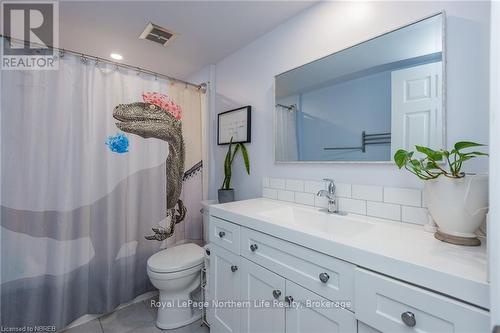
[257,205,374,238]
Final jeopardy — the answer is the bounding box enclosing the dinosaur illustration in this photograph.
[113,101,186,239]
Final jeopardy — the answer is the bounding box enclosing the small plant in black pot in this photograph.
[218,138,250,203]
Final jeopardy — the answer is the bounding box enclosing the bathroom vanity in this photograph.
[208,198,489,333]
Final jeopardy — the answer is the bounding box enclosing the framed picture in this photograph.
[217,106,251,145]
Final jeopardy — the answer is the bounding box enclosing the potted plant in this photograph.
[394,141,488,246]
[218,138,250,203]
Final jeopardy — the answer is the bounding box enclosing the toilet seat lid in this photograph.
[147,243,205,273]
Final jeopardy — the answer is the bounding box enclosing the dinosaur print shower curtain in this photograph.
[0,53,205,330]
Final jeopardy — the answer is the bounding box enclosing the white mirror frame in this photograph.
[273,11,447,164]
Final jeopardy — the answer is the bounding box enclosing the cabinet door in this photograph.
[285,280,356,333]
[210,244,241,333]
[240,258,286,333]
[357,321,382,333]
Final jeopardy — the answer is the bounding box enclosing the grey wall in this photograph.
[191,1,491,201]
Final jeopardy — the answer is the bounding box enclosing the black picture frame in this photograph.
[217,106,251,145]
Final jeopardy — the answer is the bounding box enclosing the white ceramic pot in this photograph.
[424,174,488,239]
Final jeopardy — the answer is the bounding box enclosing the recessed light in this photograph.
[110,53,123,60]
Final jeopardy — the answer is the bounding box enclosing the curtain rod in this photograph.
[1,35,206,92]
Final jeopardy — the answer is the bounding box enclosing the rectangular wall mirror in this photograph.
[275,12,445,163]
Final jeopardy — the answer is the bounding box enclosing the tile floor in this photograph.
[62,297,209,333]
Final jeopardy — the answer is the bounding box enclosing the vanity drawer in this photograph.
[354,268,489,333]
[240,227,355,309]
[209,216,240,254]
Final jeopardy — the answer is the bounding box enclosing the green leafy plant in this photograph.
[221,138,250,190]
[394,141,488,180]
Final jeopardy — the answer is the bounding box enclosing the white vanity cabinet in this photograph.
[239,256,357,333]
[240,227,355,309]
[209,214,489,333]
[210,244,241,333]
[240,257,286,333]
[285,280,357,333]
[210,217,357,333]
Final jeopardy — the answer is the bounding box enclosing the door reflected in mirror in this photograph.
[275,13,445,163]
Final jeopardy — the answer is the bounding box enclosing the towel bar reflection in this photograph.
[276,103,297,111]
[323,131,391,153]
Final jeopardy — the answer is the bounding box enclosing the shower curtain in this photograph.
[276,96,299,161]
[0,53,205,330]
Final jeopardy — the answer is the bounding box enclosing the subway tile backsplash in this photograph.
[401,206,428,225]
[285,179,304,192]
[304,180,325,194]
[352,184,383,202]
[339,197,367,215]
[262,187,278,200]
[367,201,401,221]
[269,178,286,190]
[294,192,315,206]
[277,190,295,202]
[384,187,422,207]
[262,177,428,226]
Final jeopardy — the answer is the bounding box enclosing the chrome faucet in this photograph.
[317,178,338,213]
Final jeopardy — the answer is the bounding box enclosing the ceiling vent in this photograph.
[139,22,177,47]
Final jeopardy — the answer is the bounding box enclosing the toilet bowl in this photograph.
[147,243,205,329]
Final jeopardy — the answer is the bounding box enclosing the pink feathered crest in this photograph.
[142,92,182,120]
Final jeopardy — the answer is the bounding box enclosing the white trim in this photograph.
[489,1,500,329]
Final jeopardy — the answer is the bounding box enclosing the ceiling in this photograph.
[59,1,316,80]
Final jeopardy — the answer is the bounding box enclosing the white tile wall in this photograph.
[339,198,367,215]
[269,178,286,190]
[304,180,325,194]
[262,177,270,188]
[286,179,304,192]
[352,185,383,202]
[295,192,315,206]
[402,206,428,225]
[262,177,428,226]
[336,183,352,198]
[277,190,294,202]
[262,187,278,200]
[384,187,421,207]
[367,201,401,221]
[314,195,328,208]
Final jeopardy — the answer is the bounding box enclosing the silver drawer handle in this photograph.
[272,290,281,299]
[250,244,258,252]
[401,311,416,327]
[231,265,238,272]
[219,231,226,238]
[319,272,330,283]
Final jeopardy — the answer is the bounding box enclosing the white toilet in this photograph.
[147,243,205,329]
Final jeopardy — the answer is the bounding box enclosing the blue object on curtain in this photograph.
[106,133,129,153]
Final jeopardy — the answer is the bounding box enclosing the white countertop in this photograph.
[210,198,489,309]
